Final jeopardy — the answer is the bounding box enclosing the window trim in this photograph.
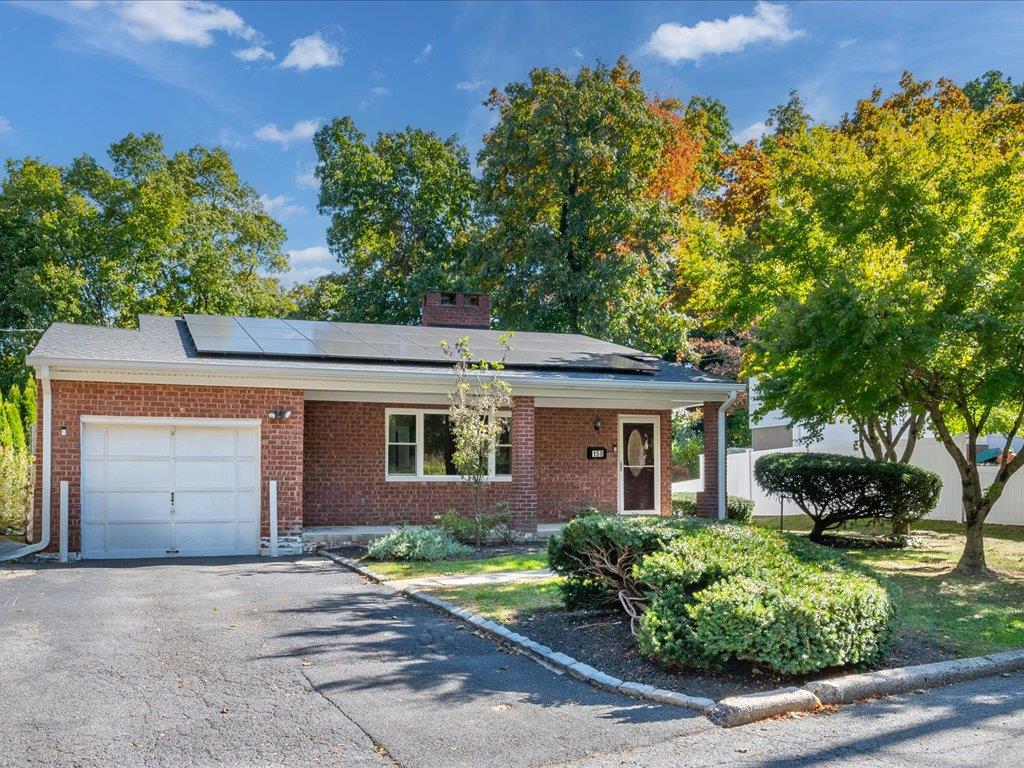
[384,407,512,482]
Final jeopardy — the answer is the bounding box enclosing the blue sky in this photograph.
[2,1,1023,285]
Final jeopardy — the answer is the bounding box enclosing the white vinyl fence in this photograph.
[686,437,1024,526]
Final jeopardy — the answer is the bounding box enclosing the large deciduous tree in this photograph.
[314,118,479,325]
[0,133,290,386]
[743,76,1024,574]
[475,56,692,355]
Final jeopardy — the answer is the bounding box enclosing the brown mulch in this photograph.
[510,607,956,701]
[329,542,547,562]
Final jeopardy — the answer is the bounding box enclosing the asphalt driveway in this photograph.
[0,556,706,768]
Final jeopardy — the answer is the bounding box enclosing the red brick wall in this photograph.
[33,380,304,553]
[302,400,513,526]
[303,400,672,527]
[696,400,723,518]
[420,292,491,328]
[535,408,672,522]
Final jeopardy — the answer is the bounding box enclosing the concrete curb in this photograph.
[321,552,1024,728]
[803,649,1024,705]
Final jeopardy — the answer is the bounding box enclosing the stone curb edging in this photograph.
[319,552,1024,728]
[319,551,717,714]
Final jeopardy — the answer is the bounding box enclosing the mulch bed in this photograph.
[329,542,547,562]
[510,607,956,701]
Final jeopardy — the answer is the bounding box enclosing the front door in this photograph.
[618,417,659,514]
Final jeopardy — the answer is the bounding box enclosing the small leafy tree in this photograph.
[755,453,942,543]
[442,335,513,544]
[0,446,32,535]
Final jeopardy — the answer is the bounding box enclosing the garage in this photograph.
[80,418,261,559]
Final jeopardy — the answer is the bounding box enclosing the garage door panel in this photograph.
[174,491,235,520]
[173,460,237,491]
[82,460,106,491]
[107,426,171,457]
[106,460,171,490]
[106,492,170,523]
[173,521,238,552]
[105,522,172,554]
[174,427,236,458]
[80,422,260,559]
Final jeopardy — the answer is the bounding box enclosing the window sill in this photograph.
[385,475,513,483]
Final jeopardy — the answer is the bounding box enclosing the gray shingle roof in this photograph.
[26,314,738,390]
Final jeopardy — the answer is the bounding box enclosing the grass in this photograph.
[753,515,1024,657]
[432,578,563,624]
[364,551,549,581]
[430,517,1024,659]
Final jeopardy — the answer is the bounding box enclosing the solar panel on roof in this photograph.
[183,315,658,373]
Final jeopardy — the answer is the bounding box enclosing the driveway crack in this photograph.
[299,667,404,768]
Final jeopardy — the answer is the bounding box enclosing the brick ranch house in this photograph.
[21,292,739,560]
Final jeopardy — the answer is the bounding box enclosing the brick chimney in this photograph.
[421,292,491,329]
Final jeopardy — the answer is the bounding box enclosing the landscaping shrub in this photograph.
[671,492,754,524]
[634,525,895,676]
[435,502,516,546]
[0,447,32,535]
[547,513,694,609]
[366,526,472,561]
[754,452,941,543]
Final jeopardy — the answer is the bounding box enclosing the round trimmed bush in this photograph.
[754,452,941,542]
[633,525,895,676]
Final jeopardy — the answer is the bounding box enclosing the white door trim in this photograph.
[80,415,262,428]
[617,414,660,515]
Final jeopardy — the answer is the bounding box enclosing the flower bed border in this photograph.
[321,551,1024,727]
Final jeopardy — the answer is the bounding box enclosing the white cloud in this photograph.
[360,86,390,110]
[454,80,486,92]
[280,31,342,71]
[282,245,334,286]
[571,47,584,59]
[838,38,858,49]
[117,0,255,47]
[736,120,769,144]
[644,2,802,63]
[234,45,275,62]
[259,194,306,217]
[288,245,332,265]
[0,116,11,134]
[254,119,319,148]
[295,165,318,189]
[414,43,433,63]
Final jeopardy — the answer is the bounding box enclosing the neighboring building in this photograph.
[22,292,739,560]
[747,377,857,451]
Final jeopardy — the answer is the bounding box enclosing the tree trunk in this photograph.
[955,517,988,575]
[808,518,828,543]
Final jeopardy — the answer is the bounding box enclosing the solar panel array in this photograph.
[184,315,658,373]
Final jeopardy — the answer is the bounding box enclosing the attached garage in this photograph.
[80,418,261,559]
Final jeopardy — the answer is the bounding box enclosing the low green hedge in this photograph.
[366,526,473,561]
[547,513,694,609]
[634,526,895,675]
[671,492,754,524]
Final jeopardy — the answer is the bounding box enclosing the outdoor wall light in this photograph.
[59,426,68,437]
[593,416,602,433]
[267,408,292,421]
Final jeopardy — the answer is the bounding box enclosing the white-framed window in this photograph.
[385,408,512,481]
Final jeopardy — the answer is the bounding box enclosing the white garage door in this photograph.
[81,420,260,559]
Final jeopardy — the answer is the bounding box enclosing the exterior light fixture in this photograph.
[593,416,602,432]
[267,408,293,421]
[59,426,68,437]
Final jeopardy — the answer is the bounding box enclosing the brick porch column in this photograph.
[696,401,724,519]
[511,395,539,533]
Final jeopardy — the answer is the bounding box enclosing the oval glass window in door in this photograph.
[627,428,647,477]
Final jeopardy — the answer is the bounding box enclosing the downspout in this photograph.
[717,390,740,521]
[1,366,52,561]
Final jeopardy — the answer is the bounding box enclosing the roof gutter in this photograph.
[25,355,741,396]
[1,366,51,561]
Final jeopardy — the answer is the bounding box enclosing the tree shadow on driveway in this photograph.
[266,569,712,768]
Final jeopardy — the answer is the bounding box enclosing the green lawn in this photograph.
[362,551,549,581]
[428,519,1024,659]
